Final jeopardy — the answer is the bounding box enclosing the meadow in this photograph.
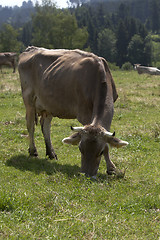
[0,67,160,239]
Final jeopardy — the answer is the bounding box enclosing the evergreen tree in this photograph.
[150,0,160,33]
[127,34,144,64]
[138,23,148,39]
[127,18,138,41]
[116,20,128,66]
[127,34,152,65]
[97,28,117,62]
[0,23,23,52]
[21,21,32,46]
[143,34,152,65]
[117,3,129,20]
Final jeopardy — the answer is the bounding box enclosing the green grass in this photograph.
[0,68,160,239]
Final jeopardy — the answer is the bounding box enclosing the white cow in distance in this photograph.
[134,64,160,75]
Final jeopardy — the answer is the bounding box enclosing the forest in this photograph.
[0,0,160,68]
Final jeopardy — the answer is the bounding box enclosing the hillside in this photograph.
[86,0,151,23]
[0,1,34,28]
[0,0,158,28]
[0,0,160,67]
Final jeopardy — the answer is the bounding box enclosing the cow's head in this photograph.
[134,64,141,70]
[62,125,128,177]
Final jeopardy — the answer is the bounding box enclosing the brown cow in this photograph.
[0,52,17,73]
[18,46,128,177]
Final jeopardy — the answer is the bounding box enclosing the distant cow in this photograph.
[18,46,128,178]
[0,52,17,73]
[134,64,160,75]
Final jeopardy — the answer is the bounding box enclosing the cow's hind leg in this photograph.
[26,106,38,157]
[11,60,16,73]
[103,145,116,175]
[40,113,58,160]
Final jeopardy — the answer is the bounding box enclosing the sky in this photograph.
[0,0,68,9]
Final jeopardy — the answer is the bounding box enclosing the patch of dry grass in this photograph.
[0,68,20,93]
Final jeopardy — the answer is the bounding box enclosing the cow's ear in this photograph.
[62,132,81,145]
[106,137,129,148]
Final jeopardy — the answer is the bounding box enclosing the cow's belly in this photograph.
[35,95,77,119]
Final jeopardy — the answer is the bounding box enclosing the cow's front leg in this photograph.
[103,144,117,175]
[26,106,38,157]
[40,113,58,160]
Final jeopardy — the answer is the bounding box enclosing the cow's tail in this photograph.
[33,96,38,125]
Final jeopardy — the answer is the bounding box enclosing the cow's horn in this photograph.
[71,126,84,132]
[103,130,114,137]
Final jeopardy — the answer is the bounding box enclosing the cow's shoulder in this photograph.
[19,47,68,66]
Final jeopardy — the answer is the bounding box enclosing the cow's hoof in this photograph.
[107,169,125,178]
[107,168,116,175]
[28,148,38,157]
[47,152,58,160]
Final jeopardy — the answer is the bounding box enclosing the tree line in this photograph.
[0,0,160,67]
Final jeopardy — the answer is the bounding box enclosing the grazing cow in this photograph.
[0,52,17,73]
[18,46,128,177]
[134,64,160,75]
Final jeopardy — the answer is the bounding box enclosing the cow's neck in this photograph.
[91,71,114,131]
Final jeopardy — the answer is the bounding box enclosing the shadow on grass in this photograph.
[6,155,125,182]
[6,154,80,177]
